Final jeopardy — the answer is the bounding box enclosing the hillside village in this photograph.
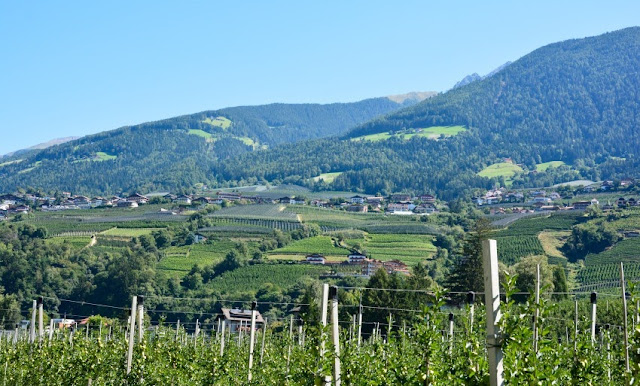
[1,177,639,221]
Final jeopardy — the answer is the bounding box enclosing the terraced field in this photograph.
[344,233,436,266]
[100,227,162,237]
[157,240,246,278]
[46,236,93,249]
[268,236,349,261]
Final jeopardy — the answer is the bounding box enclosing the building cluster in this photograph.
[304,251,410,277]
[307,193,438,215]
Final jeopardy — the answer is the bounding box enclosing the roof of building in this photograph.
[220,308,264,323]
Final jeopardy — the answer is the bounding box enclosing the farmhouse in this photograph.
[218,308,264,333]
[350,195,365,204]
[192,233,207,243]
[278,197,292,204]
[628,198,638,206]
[390,193,412,202]
[127,193,149,204]
[305,254,326,264]
[419,194,436,204]
[217,192,242,201]
[117,201,138,208]
[414,203,437,214]
[617,197,627,207]
[176,195,192,205]
[572,201,590,210]
[346,204,368,213]
[387,202,413,212]
[192,196,211,205]
[347,253,367,264]
[365,196,384,208]
[361,258,410,277]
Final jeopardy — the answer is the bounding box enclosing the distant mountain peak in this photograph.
[386,91,438,104]
[2,136,80,159]
[452,61,512,89]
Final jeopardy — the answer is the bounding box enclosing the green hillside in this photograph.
[214,27,640,199]
[0,96,425,194]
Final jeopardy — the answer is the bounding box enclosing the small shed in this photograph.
[218,308,264,333]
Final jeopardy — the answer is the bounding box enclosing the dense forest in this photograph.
[0,96,427,194]
[213,27,640,198]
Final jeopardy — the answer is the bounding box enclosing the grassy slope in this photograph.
[352,125,466,142]
[478,162,524,179]
[536,160,566,171]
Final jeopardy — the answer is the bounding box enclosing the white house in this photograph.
[350,195,365,204]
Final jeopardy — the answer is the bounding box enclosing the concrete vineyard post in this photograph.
[126,295,138,375]
[175,319,180,342]
[260,318,267,364]
[590,292,597,344]
[220,320,226,357]
[448,313,454,354]
[467,292,475,334]
[533,264,540,352]
[248,301,257,383]
[137,295,144,342]
[357,304,363,348]
[574,300,578,351]
[29,300,36,344]
[482,239,504,386]
[37,297,43,345]
[286,314,294,375]
[48,319,54,343]
[620,263,630,374]
[330,285,341,386]
[320,283,329,358]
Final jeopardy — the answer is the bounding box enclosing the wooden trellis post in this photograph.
[482,239,504,386]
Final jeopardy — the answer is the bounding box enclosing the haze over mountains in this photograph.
[2,27,639,199]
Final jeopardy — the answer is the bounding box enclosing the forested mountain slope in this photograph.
[0,95,431,194]
[214,27,640,198]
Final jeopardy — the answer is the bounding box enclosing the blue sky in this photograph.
[1,1,638,155]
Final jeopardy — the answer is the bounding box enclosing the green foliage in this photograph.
[563,222,620,261]
[495,236,545,265]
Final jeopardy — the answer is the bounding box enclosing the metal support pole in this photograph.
[482,239,504,386]
[126,295,138,375]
